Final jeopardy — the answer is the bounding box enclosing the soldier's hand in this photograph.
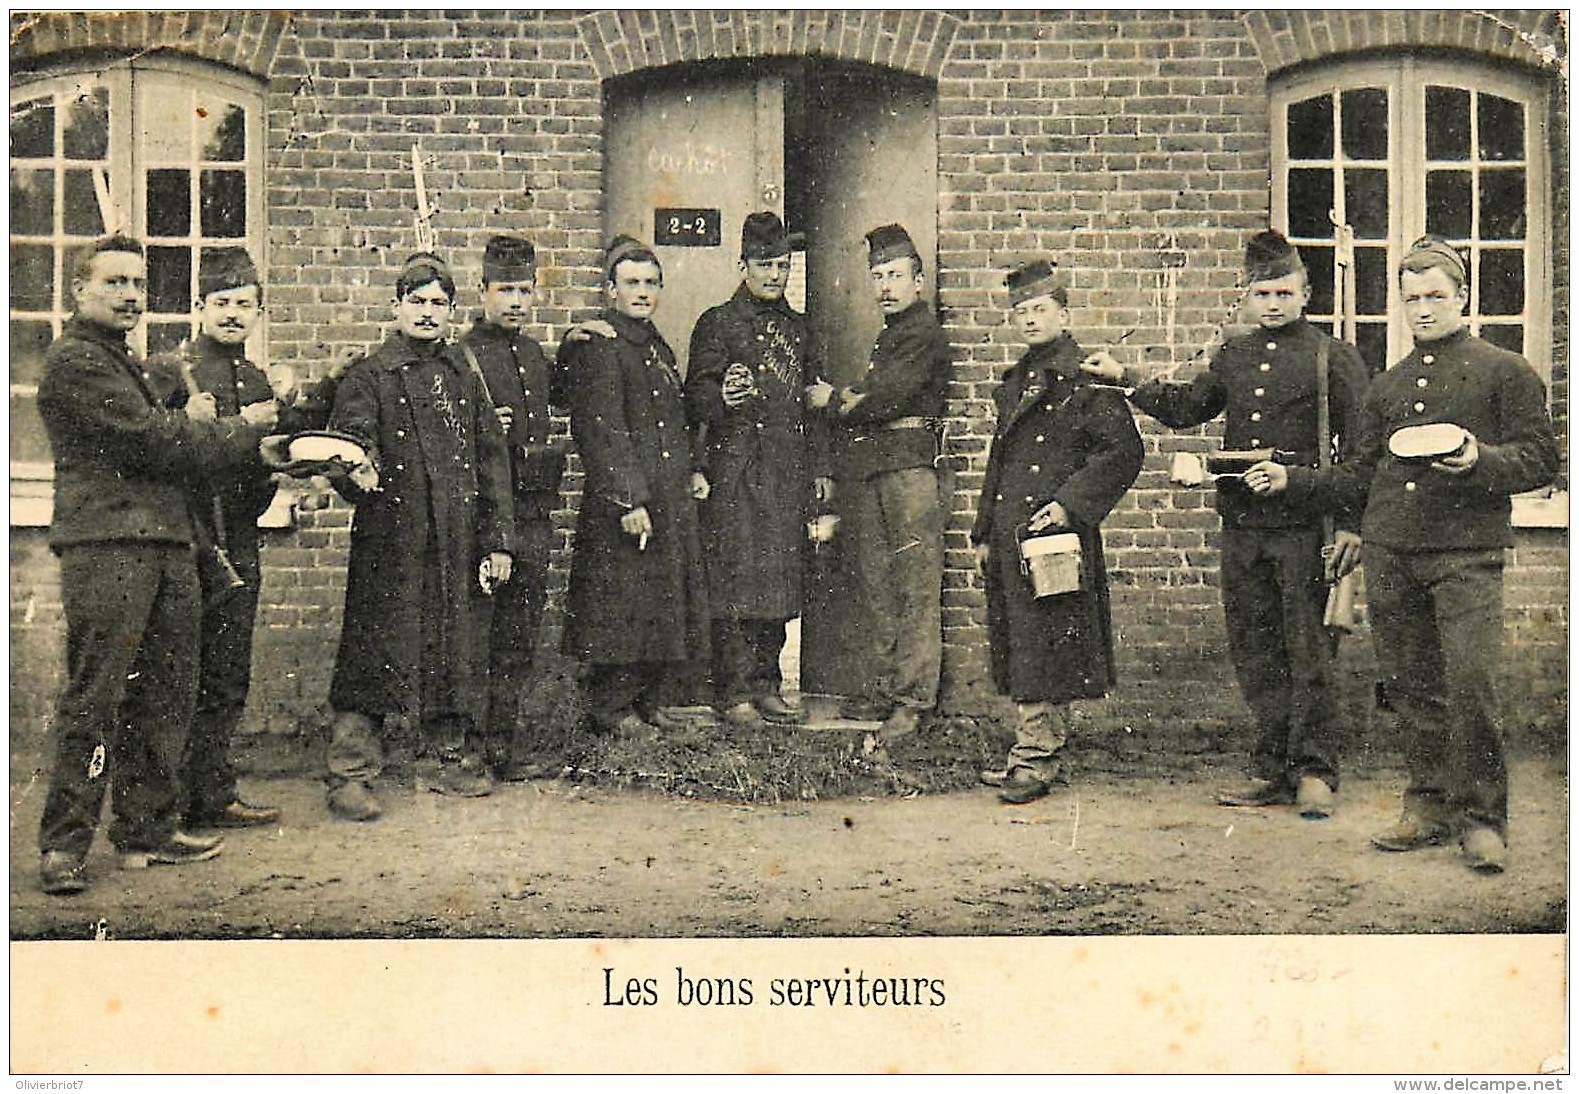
[479,551,513,594]
[566,319,617,342]
[805,378,835,410]
[495,405,515,431]
[265,363,299,401]
[1244,461,1288,495]
[1027,500,1070,533]
[186,392,219,421]
[1326,530,1362,580]
[813,476,834,504]
[973,542,991,577]
[837,386,866,416]
[240,399,279,429]
[345,458,380,493]
[721,363,755,408]
[690,472,711,501]
[258,434,293,470]
[294,475,335,512]
[1431,432,1480,475]
[1079,351,1129,385]
[622,505,653,546]
[327,345,362,381]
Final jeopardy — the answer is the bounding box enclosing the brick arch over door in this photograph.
[1242,10,1565,74]
[8,11,292,78]
[575,9,962,81]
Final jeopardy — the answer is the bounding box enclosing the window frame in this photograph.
[1271,56,1552,383]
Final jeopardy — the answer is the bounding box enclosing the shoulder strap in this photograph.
[457,338,495,407]
[1315,339,1331,471]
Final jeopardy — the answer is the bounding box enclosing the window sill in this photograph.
[9,483,298,530]
[1511,491,1568,530]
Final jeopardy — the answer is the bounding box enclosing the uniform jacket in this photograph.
[838,299,953,481]
[558,309,710,664]
[153,334,334,553]
[972,334,1144,701]
[1130,318,1368,530]
[460,318,565,521]
[1284,328,1558,551]
[326,332,515,724]
[684,284,827,620]
[40,316,269,552]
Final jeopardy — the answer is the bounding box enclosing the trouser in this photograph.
[850,466,944,711]
[482,511,552,767]
[587,661,681,730]
[183,535,261,817]
[1220,527,1343,789]
[1007,700,1089,780]
[1365,544,1509,836]
[39,542,200,858]
[713,617,787,709]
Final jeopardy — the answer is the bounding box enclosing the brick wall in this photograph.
[8,9,1568,748]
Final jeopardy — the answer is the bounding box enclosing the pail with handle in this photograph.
[1016,527,1082,598]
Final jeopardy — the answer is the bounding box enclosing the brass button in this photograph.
[1249,412,1262,422]
[1423,355,1435,365]
[1254,387,1265,397]
[1404,481,1417,492]
[1413,402,1425,413]
[1259,363,1271,372]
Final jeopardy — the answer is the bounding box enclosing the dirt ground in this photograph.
[9,747,1566,940]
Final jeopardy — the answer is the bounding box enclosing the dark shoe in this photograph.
[1371,811,1453,852]
[1295,776,1335,820]
[1462,826,1507,874]
[839,697,894,722]
[652,705,721,730]
[119,830,224,870]
[493,758,558,782]
[998,769,1052,805]
[39,851,87,896]
[436,758,494,798]
[758,694,804,724]
[879,706,923,741]
[1216,777,1296,807]
[327,780,382,822]
[721,700,765,729]
[609,712,659,735]
[190,800,281,829]
[979,767,1010,788]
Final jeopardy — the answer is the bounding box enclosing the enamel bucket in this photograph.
[1017,530,1082,598]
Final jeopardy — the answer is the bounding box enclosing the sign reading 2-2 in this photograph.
[654,208,721,247]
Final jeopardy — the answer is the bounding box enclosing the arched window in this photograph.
[1271,56,1552,381]
[10,57,266,509]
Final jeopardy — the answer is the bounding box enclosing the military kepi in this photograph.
[1244,229,1305,283]
[740,211,804,260]
[1403,234,1468,283]
[1005,259,1067,306]
[603,233,657,280]
[198,246,260,299]
[483,234,536,283]
[397,251,456,299]
[865,222,919,268]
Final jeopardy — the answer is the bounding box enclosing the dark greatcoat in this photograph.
[683,284,827,622]
[972,334,1144,702]
[326,332,515,728]
[559,309,710,665]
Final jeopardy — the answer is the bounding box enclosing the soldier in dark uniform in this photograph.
[1083,230,1368,819]
[558,236,711,734]
[322,253,516,821]
[155,247,337,832]
[972,261,1144,804]
[458,235,568,780]
[36,236,281,895]
[1253,235,1559,873]
[684,212,831,729]
[828,223,953,740]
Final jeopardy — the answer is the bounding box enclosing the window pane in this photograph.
[1340,87,1388,160]
[147,321,192,358]
[199,102,246,162]
[1355,322,1388,375]
[1287,169,1334,236]
[9,319,54,385]
[1287,95,1333,159]
[200,169,247,237]
[1425,169,1472,238]
[1480,168,1526,240]
[146,169,191,237]
[1479,324,1523,354]
[141,90,191,163]
[1478,94,1524,162]
[1345,168,1389,239]
[62,169,104,236]
[1354,245,1389,316]
[10,395,51,466]
[10,167,55,236]
[10,245,54,311]
[1425,86,1471,160]
[1300,245,1334,315]
[10,98,54,159]
[146,246,191,314]
[1478,249,1524,316]
[62,88,109,160]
